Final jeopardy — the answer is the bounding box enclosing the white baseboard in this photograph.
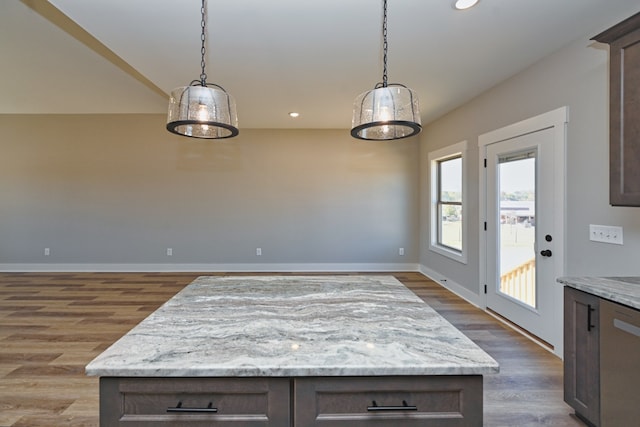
[0,263,421,273]
[418,264,483,308]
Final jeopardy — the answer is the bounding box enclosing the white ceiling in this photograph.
[2,0,639,129]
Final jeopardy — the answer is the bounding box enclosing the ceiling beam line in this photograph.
[20,0,168,101]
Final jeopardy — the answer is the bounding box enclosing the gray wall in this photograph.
[0,115,419,269]
[4,15,640,278]
[420,27,640,295]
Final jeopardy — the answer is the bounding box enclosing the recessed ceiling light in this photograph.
[288,112,300,118]
[454,0,479,10]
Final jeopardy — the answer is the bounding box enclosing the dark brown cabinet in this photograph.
[294,376,482,426]
[592,12,640,206]
[564,287,600,427]
[99,377,291,426]
[99,375,485,426]
[599,299,640,427]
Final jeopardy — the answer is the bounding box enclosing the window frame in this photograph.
[428,141,468,264]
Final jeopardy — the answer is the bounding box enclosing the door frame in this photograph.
[478,107,567,357]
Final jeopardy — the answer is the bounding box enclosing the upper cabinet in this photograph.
[592,12,640,207]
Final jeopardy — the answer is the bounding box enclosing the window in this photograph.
[429,141,467,263]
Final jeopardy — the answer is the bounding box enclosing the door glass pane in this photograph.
[498,151,536,308]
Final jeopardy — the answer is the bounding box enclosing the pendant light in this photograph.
[351,0,421,141]
[166,0,239,139]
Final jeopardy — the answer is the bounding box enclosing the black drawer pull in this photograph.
[587,304,596,331]
[167,401,218,413]
[367,400,417,411]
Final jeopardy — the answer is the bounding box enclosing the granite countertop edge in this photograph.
[557,276,640,310]
[85,365,500,378]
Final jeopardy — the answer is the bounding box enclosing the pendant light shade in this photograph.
[167,84,238,139]
[166,0,238,139]
[351,0,421,141]
[351,85,421,140]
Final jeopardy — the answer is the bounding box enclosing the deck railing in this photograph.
[500,258,536,307]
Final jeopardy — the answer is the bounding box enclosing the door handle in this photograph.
[540,249,552,257]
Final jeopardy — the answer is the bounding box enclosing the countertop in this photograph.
[86,275,499,378]
[557,276,640,310]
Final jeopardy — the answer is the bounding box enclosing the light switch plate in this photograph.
[589,224,623,245]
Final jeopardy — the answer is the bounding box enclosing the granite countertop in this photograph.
[86,275,499,378]
[557,276,640,310]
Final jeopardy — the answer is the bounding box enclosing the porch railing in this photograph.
[500,258,536,307]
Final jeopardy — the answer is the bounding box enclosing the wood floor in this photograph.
[0,272,585,427]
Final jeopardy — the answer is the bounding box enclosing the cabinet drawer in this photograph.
[100,377,290,426]
[294,376,482,426]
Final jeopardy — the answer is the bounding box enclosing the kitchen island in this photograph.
[86,275,499,426]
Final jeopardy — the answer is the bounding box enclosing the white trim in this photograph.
[427,140,468,264]
[418,264,482,307]
[478,142,488,309]
[0,263,421,273]
[477,107,568,148]
[477,106,568,357]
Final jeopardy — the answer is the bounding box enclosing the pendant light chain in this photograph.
[199,0,207,86]
[382,0,388,88]
[350,0,421,140]
[166,0,239,139]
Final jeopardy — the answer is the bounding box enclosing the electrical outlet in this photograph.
[44,248,50,256]
[589,224,623,245]
[166,248,173,256]
[256,248,262,256]
[398,247,405,256]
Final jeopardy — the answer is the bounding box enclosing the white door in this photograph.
[479,108,566,354]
